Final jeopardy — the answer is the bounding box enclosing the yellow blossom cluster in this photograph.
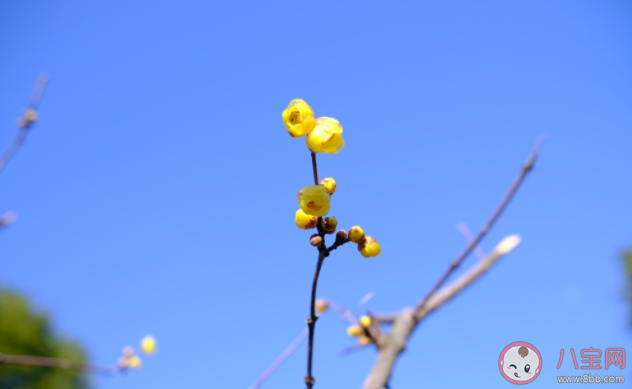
[282,99,345,154]
[117,336,157,371]
[349,226,381,258]
[283,99,381,258]
[346,316,374,346]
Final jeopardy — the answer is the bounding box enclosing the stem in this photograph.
[310,152,319,185]
[305,251,326,389]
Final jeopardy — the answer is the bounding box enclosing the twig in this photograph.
[305,250,326,389]
[326,299,357,323]
[456,222,486,259]
[0,74,49,173]
[249,329,308,389]
[0,353,115,375]
[413,139,542,321]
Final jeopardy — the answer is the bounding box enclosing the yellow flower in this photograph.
[360,316,372,327]
[140,336,157,354]
[282,99,316,138]
[349,226,365,244]
[359,236,381,258]
[295,209,318,229]
[128,356,142,369]
[316,299,329,313]
[306,117,344,154]
[320,177,336,194]
[297,185,331,217]
[347,324,363,337]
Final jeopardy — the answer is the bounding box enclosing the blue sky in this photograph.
[1,0,631,388]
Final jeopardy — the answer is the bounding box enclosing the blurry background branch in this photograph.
[0,74,49,173]
[360,141,541,389]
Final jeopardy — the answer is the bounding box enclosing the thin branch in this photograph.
[456,222,486,259]
[362,138,542,389]
[413,140,542,321]
[0,74,49,173]
[305,250,326,389]
[326,299,357,323]
[0,353,115,375]
[416,237,519,319]
[249,329,308,389]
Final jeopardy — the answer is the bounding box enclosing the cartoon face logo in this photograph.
[498,342,542,384]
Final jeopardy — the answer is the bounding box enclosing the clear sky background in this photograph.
[1,0,631,388]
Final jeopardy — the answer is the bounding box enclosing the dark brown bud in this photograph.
[310,235,323,247]
[336,229,348,241]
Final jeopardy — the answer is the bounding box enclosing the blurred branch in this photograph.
[414,139,542,320]
[0,353,115,376]
[456,222,486,259]
[249,329,308,389]
[362,236,521,389]
[0,74,49,173]
[361,138,542,389]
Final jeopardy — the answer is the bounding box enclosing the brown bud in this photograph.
[310,235,323,247]
[321,217,338,234]
[336,229,348,241]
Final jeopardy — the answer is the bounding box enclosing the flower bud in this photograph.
[123,346,135,357]
[358,236,381,258]
[17,109,38,128]
[282,99,315,138]
[295,209,318,229]
[118,357,129,369]
[359,316,372,327]
[349,226,365,244]
[140,336,157,354]
[336,229,348,242]
[128,356,142,369]
[321,217,337,234]
[310,235,323,247]
[359,336,372,346]
[347,324,363,337]
[316,299,329,313]
[320,177,337,194]
[297,185,331,217]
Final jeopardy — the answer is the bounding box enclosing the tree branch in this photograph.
[361,138,542,389]
[0,353,115,375]
[414,139,541,320]
[0,74,49,173]
[362,236,520,389]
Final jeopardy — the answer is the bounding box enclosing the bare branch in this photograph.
[416,235,521,320]
[0,74,49,173]
[362,236,520,389]
[456,222,486,259]
[0,353,115,375]
[361,138,542,389]
[414,139,542,320]
[249,329,308,389]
